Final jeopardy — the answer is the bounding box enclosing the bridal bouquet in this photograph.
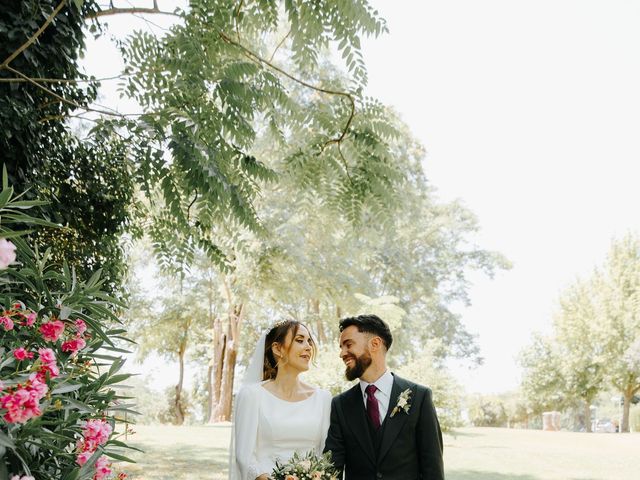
[271,451,339,480]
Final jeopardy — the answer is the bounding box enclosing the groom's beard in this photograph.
[344,350,373,381]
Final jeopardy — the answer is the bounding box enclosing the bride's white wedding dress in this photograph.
[231,381,332,480]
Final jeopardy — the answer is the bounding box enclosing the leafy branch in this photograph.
[218,30,356,171]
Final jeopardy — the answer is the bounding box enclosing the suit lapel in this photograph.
[378,374,414,463]
[343,383,376,465]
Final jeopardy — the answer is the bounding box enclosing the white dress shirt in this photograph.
[359,370,394,421]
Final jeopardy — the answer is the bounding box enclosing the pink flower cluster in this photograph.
[12,347,34,361]
[10,475,35,480]
[37,347,60,380]
[39,317,88,355]
[0,315,13,330]
[1,303,37,330]
[39,319,65,342]
[76,419,114,480]
[62,319,88,355]
[0,374,48,423]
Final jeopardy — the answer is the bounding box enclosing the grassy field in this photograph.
[114,424,638,479]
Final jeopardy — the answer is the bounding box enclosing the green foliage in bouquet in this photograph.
[0,172,137,479]
[272,450,339,480]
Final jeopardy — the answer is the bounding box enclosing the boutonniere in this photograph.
[390,388,412,417]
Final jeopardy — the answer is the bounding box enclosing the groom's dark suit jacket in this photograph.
[323,374,444,480]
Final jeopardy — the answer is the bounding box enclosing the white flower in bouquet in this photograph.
[272,451,339,480]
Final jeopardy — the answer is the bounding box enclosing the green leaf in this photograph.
[104,450,137,463]
[5,199,48,208]
[0,429,15,449]
[61,469,80,480]
[63,398,96,414]
[0,229,33,239]
[104,373,135,386]
[0,186,13,208]
[52,383,83,395]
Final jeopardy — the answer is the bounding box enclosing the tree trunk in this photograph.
[174,341,186,425]
[211,320,225,420]
[584,401,592,433]
[206,274,220,424]
[205,362,214,423]
[213,304,244,421]
[215,335,238,422]
[312,299,326,344]
[621,388,632,433]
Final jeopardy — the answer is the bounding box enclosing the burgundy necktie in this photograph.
[365,384,381,429]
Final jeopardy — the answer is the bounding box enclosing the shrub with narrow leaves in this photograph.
[0,172,136,479]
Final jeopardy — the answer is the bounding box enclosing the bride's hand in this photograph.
[256,475,271,480]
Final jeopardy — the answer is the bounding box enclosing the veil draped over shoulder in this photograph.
[228,331,267,480]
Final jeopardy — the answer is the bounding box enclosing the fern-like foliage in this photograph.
[106,0,400,271]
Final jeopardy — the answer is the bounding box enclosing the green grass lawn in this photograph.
[114,424,638,479]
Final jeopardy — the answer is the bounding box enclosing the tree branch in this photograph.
[268,29,292,63]
[1,0,67,68]
[0,73,129,84]
[6,66,130,118]
[85,5,180,20]
[234,0,245,41]
[187,190,199,222]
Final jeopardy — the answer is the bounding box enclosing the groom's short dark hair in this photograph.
[339,314,393,350]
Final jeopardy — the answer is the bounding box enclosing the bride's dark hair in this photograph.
[263,320,317,380]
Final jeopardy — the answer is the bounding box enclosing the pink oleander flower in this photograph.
[75,319,87,335]
[10,475,35,480]
[94,456,112,480]
[0,316,14,331]
[28,374,48,398]
[39,320,65,342]
[38,347,56,365]
[0,376,48,424]
[37,347,59,379]
[0,238,17,269]
[25,312,37,327]
[76,450,92,466]
[40,362,59,379]
[82,419,113,446]
[13,347,34,361]
[62,337,86,354]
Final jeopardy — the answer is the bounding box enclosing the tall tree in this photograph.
[520,333,567,416]
[1,0,134,293]
[599,234,640,432]
[554,278,606,432]
[521,234,640,432]
[126,274,202,425]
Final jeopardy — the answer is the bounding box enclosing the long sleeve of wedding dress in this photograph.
[233,384,266,480]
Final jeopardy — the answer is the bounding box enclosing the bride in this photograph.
[230,320,332,480]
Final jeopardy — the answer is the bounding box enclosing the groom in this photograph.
[324,315,444,480]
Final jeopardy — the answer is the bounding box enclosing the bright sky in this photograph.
[361,0,640,393]
[84,1,640,394]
